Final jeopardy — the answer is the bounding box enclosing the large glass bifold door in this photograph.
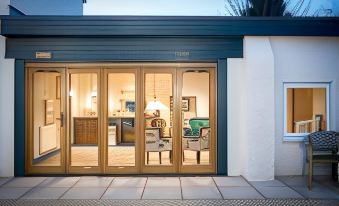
[26,65,216,174]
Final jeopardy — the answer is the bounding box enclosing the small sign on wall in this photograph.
[175,51,190,59]
[36,52,52,59]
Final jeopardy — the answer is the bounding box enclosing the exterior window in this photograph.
[284,83,330,140]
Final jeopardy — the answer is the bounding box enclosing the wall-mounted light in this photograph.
[69,90,74,97]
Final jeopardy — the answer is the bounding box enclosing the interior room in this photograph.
[32,67,212,168]
[286,88,327,133]
[32,71,62,166]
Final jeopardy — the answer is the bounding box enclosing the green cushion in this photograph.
[189,118,209,136]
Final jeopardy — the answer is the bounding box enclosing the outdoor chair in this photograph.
[305,131,339,190]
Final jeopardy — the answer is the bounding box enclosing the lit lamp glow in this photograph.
[144,73,169,116]
[144,98,169,111]
[144,97,169,117]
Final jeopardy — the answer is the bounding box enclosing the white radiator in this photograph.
[39,124,57,155]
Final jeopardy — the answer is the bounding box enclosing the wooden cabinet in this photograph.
[74,117,98,145]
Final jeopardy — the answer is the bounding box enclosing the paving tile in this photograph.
[181,177,216,187]
[142,187,181,199]
[250,180,286,187]
[293,186,339,199]
[21,187,68,199]
[102,187,143,199]
[38,177,80,187]
[255,186,304,199]
[110,177,147,188]
[277,176,321,187]
[219,186,264,199]
[213,176,250,187]
[0,187,31,199]
[73,177,113,187]
[2,177,46,188]
[146,177,180,187]
[61,187,106,199]
[0,178,12,187]
[182,187,222,199]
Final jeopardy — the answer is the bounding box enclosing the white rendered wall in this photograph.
[0,0,15,177]
[228,36,339,178]
[272,37,339,176]
[228,37,275,180]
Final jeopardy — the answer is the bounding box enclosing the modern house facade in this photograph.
[0,1,338,181]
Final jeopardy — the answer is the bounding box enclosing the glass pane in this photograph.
[286,88,327,133]
[32,72,61,166]
[181,71,210,165]
[144,73,173,165]
[107,73,136,166]
[70,73,98,166]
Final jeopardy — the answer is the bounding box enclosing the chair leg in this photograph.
[169,151,173,164]
[197,151,201,164]
[159,152,162,164]
[332,163,338,181]
[308,159,313,190]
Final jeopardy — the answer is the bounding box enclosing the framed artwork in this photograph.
[56,76,61,99]
[125,101,135,112]
[182,99,189,111]
[170,96,196,126]
[45,100,54,125]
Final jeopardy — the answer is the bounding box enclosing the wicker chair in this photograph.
[306,131,339,190]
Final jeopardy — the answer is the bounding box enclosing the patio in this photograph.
[0,175,338,205]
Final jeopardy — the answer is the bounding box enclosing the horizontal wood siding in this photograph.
[6,37,243,60]
[1,16,338,37]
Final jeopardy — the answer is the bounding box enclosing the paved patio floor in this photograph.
[0,175,338,205]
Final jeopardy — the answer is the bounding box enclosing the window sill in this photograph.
[283,135,306,142]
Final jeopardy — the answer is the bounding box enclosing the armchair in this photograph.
[145,128,172,164]
[182,118,210,164]
[305,131,339,190]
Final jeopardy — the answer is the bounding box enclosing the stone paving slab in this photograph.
[0,176,338,200]
[0,199,338,206]
[1,177,46,188]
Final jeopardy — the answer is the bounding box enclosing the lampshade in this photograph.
[144,99,169,112]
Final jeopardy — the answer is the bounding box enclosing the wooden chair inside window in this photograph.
[306,131,339,190]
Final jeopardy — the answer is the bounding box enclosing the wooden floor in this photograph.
[34,146,209,167]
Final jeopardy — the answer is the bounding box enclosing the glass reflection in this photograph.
[32,72,61,166]
[181,71,210,165]
[107,73,136,166]
[70,73,98,166]
[144,73,173,165]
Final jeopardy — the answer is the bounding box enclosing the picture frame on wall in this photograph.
[45,100,54,125]
[182,99,189,111]
[125,100,135,112]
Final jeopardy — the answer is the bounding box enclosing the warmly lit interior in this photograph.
[286,88,327,133]
[28,64,215,174]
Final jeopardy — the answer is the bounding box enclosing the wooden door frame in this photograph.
[66,68,103,174]
[25,67,66,174]
[177,67,217,174]
[103,67,141,174]
[141,67,179,173]
[24,62,217,175]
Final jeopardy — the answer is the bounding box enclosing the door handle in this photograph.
[60,112,64,127]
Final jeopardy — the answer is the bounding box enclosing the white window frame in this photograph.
[283,82,330,141]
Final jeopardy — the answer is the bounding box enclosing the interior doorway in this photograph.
[25,63,216,174]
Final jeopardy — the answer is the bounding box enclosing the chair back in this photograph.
[308,131,339,152]
[189,118,209,136]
